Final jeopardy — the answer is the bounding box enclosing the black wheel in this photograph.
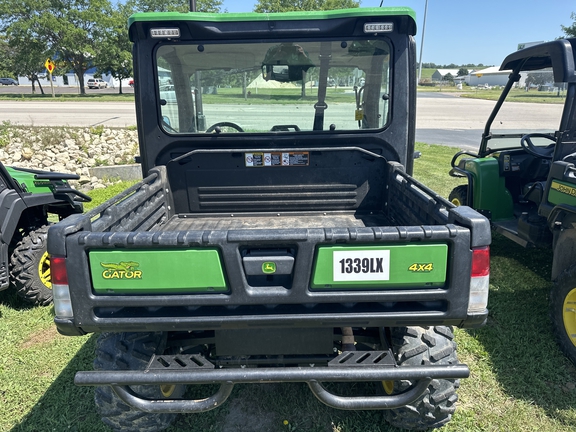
[384,326,460,431]
[550,267,576,365]
[94,332,186,432]
[9,225,53,306]
[205,121,244,133]
[449,185,468,207]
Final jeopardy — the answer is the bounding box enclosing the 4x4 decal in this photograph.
[408,263,434,272]
[101,262,142,279]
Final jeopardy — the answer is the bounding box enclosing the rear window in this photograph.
[156,38,392,134]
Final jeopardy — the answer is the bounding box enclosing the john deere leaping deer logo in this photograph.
[101,262,143,279]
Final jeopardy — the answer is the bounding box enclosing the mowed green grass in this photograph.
[1,143,576,432]
[0,81,567,105]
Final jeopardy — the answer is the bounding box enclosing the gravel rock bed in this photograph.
[0,126,139,190]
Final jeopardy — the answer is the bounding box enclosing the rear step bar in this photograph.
[75,351,469,413]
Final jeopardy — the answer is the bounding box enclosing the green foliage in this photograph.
[525,72,552,88]
[0,36,16,79]
[89,124,105,136]
[0,120,12,148]
[4,34,49,94]
[254,0,359,13]
[94,4,133,94]
[457,67,469,77]
[128,0,223,13]
[561,12,576,38]
[0,0,116,94]
[37,127,68,148]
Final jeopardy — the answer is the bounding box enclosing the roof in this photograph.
[434,69,459,76]
[128,7,417,36]
[472,66,510,75]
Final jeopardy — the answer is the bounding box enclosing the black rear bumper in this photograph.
[75,351,470,413]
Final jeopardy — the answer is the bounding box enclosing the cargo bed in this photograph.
[50,150,489,336]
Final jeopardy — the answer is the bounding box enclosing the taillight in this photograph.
[468,246,490,314]
[471,246,490,277]
[51,256,73,319]
[51,256,68,285]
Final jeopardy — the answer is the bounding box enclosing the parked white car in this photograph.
[87,78,108,89]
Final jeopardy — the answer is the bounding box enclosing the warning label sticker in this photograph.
[245,152,309,167]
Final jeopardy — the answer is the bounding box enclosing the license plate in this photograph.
[333,250,390,281]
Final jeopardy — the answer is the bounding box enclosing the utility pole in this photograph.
[190,0,196,12]
[417,0,428,85]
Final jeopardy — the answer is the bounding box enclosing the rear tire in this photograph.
[449,185,468,207]
[9,225,53,306]
[384,326,460,431]
[94,332,185,432]
[550,267,576,365]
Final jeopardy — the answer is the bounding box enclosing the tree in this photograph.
[0,36,16,79]
[0,0,116,94]
[129,0,223,13]
[561,12,576,38]
[457,68,469,77]
[443,73,454,83]
[95,4,133,94]
[525,72,551,90]
[5,30,48,94]
[254,0,359,13]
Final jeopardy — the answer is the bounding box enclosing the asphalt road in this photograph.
[0,88,563,150]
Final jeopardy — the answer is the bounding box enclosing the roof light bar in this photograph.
[151,28,181,39]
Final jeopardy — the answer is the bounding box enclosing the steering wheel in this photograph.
[205,122,244,133]
[520,133,556,159]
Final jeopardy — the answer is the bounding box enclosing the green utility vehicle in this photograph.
[0,162,89,305]
[448,38,576,365]
[49,7,491,431]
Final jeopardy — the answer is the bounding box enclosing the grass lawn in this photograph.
[0,83,568,105]
[1,143,576,431]
[0,93,136,102]
[419,85,567,104]
[460,87,568,104]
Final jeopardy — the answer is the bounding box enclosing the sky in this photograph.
[220,0,575,66]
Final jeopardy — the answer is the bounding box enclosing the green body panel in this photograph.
[311,244,448,289]
[465,158,513,221]
[5,166,55,194]
[548,180,576,206]
[129,7,416,27]
[89,249,227,294]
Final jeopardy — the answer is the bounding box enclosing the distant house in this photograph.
[431,69,459,82]
[465,66,511,87]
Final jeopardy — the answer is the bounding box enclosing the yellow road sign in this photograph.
[45,59,55,74]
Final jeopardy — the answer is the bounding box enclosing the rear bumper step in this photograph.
[75,352,469,413]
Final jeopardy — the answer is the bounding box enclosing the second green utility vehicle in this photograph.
[449,38,576,365]
[0,162,89,305]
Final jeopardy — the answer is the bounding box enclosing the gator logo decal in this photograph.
[101,262,143,279]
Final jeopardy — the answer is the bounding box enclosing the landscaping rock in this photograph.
[1,126,139,190]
